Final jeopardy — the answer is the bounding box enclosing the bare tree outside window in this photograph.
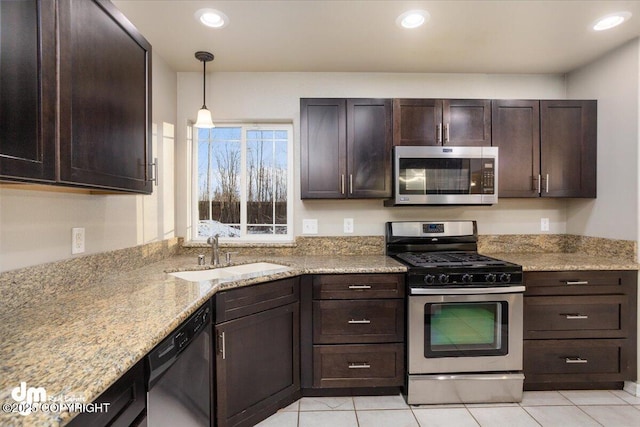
[197,126,290,240]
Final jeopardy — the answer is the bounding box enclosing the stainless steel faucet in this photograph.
[206,234,220,266]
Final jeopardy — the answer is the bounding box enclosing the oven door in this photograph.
[408,286,523,374]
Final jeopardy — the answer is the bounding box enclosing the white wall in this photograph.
[176,71,568,240]
[565,38,640,243]
[0,52,177,272]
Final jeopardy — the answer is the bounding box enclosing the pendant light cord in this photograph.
[202,59,207,109]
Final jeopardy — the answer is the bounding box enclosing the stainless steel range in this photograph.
[386,220,525,405]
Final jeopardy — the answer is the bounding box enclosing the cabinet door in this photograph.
[216,302,300,427]
[392,99,442,146]
[300,98,346,198]
[0,0,56,182]
[540,100,596,198]
[492,100,540,197]
[347,99,392,198]
[443,99,492,146]
[58,0,152,193]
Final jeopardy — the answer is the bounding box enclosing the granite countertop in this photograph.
[1,249,637,426]
[487,252,639,271]
[0,255,405,427]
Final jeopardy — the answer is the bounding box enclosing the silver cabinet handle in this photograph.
[536,174,541,193]
[219,331,226,360]
[348,362,371,369]
[348,285,372,290]
[437,123,442,143]
[545,173,550,193]
[444,123,450,144]
[340,174,345,195]
[563,281,589,285]
[565,314,589,320]
[349,174,353,194]
[565,357,588,364]
[348,319,371,324]
[148,157,159,186]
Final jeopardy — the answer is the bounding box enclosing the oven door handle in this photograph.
[409,286,525,295]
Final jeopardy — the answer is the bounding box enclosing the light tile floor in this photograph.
[256,390,640,427]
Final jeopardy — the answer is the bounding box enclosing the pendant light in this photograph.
[194,51,215,128]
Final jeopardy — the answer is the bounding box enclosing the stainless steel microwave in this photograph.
[389,146,498,205]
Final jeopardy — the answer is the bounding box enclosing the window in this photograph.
[193,123,293,242]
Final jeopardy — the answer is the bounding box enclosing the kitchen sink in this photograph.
[169,262,290,282]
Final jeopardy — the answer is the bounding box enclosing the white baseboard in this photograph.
[623,381,640,396]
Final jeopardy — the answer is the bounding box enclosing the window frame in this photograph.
[190,122,294,243]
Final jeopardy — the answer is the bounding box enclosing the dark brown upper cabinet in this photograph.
[58,0,152,193]
[0,0,152,194]
[393,99,491,146]
[0,0,56,182]
[301,98,392,199]
[493,99,596,198]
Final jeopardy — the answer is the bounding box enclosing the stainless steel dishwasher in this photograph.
[147,301,212,427]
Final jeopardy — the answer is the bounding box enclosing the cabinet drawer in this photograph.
[313,300,404,344]
[215,277,299,322]
[313,344,404,388]
[312,274,405,299]
[524,271,634,296]
[524,295,627,338]
[524,340,622,375]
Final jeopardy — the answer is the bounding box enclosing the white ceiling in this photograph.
[113,0,640,74]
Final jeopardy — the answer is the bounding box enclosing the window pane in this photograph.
[197,127,241,238]
[246,129,288,234]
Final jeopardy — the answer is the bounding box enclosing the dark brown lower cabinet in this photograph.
[68,359,146,427]
[302,274,406,392]
[523,270,637,390]
[214,279,300,427]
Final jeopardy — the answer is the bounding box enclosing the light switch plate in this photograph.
[302,219,318,234]
[72,227,85,254]
[540,218,550,232]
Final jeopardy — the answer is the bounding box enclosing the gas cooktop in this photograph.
[386,221,523,287]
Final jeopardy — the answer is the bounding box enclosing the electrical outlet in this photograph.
[302,219,318,235]
[344,218,354,233]
[540,218,550,232]
[72,227,85,254]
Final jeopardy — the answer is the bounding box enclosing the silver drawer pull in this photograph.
[563,280,589,285]
[348,319,371,324]
[348,285,372,290]
[565,314,589,320]
[348,362,371,369]
[565,357,588,364]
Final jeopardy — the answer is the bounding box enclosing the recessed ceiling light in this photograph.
[195,8,229,29]
[396,10,430,29]
[592,11,631,31]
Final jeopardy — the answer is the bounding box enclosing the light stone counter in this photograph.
[486,252,639,271]
[0,254,405,427]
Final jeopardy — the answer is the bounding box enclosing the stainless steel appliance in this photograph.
[147,301,212,426]
[386,221,524,405]
[387,146,498,205]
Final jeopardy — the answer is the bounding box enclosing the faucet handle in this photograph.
[225,252,239,265]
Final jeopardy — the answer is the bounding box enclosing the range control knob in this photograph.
[485,273,497,283]
[499,273,512,283]
[461,274,473,283]
[424,274,436,285]
[438,274,449,284]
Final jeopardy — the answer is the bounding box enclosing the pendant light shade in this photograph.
[194,51,215,128]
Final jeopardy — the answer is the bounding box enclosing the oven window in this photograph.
[399,159,470,195]
[424,302,508,357]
